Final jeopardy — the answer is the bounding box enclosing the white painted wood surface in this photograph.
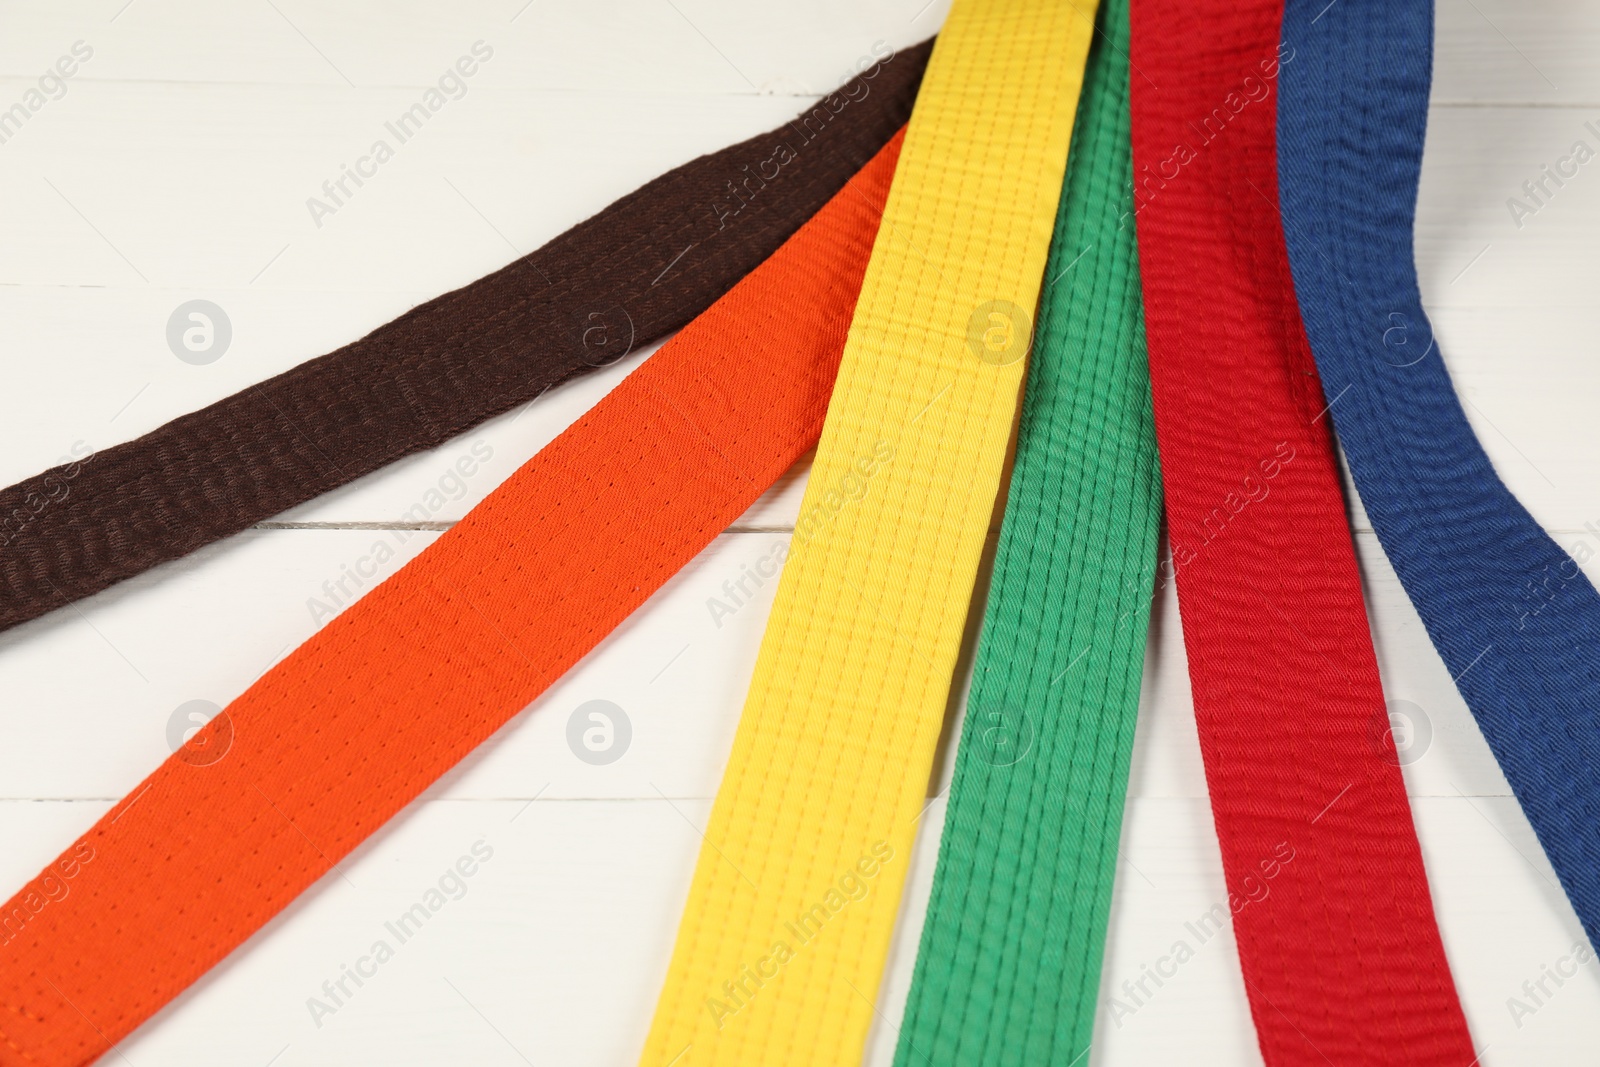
[0,1,1596,1063]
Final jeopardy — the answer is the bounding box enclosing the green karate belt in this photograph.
[893,0,1160,1061]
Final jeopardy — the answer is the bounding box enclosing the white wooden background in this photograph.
[0,1,1596,1063]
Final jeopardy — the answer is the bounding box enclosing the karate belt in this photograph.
[0,131,906,1067]
[1127,0,1477,1062]
[0,40,929,635]
[637,2,1096,1064]
[893,0,1163,1062]
[1279,0,1600,955]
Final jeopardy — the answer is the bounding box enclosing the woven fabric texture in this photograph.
[1128,1,1476,1063]
[892,0,1161,1062]
[0,40,930,636]
[637,2,1094,1065]
[1278,0,1600,952]
[0,133,906,1067]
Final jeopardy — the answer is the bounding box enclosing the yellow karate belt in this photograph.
[639,2,1097,1063]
